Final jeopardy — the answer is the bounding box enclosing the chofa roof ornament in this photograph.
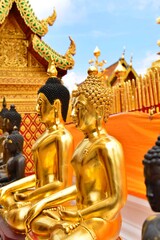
[0,0,57,36]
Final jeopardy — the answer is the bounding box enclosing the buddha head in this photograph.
[143,136,160,212]
[142,214,160,240]
[3,105,21,134]
[5,131,24,156]
[71,66,113,133]
[36,77,70,125]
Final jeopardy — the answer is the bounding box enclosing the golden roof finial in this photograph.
[88,46,106,72]
[121,46,126,59]
[157,17,160,47]
[114,61,126,73]
[2,97,7,108]
[47,56,58,77]
[156,17,160,24]
[114,61,127,84]
[45,8,57,26]
[129,53,133,67]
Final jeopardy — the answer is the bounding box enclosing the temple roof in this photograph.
[0,0,56,37]
[0,0,76,76]
[105,56,138,86]
[32,35,75,71]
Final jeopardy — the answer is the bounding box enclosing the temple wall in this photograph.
[20,113,45,174]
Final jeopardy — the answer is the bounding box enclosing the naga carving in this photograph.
[32,35,76,71]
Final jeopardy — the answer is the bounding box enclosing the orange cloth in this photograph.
[65,123,84,149]
[65,112,160,199]
[106,111,160,199]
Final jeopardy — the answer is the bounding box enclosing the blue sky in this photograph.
[29,0,160,91]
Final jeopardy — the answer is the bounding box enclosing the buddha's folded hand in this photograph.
[58,205,81,222]
[25,201,45,233]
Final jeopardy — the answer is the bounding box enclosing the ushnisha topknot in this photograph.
[4,104,22,132]
[38,77,70,122]
[72,66,113,122]
[0,97,8,118]
[143,135,160,165]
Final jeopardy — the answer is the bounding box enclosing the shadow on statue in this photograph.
[142,135,160,239]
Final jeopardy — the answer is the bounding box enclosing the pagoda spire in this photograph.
[121,46,126,59]
[129,54,133,67]
[88,46,106,72]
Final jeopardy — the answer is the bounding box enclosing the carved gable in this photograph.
[0,11,48,113]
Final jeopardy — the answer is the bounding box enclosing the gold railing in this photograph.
[111,67,160,114]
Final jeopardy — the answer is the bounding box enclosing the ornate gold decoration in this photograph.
[111,67,160,114]
[45,7,57,26]
[0,38,28,67]
[0,0,76,113]
[0,0,56,36]
[114,61,127,84]
[89,46,106,70]
[0,0,13,24]
[32,35,76,71]
[88,46,110,87]
[72,66,113,122]
[47,56,58,77]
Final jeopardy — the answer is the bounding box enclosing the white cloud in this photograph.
[136,52,160,75]
[129,0,160,10]
[29,0,87,26]
[29,0,55,19]
[62,71,85,93]
[29,0,160,21]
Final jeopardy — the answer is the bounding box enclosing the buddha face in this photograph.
[71,94,97,133]
[36,93,54,123]
[144,162,160,212]
[6,139,17,155]
[3,118,13,133]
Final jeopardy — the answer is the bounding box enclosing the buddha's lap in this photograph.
[29,213,122,239]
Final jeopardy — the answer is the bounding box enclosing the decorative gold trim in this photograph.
[32,35,75,71]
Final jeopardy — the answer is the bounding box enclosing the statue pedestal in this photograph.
[0,216,25,240]
[26,230,122,240]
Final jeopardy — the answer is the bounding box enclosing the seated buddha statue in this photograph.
[0,75,74,233]
[0,130,25,186]
[0,97,9,163]
[142,135,160,239]
[2,104,22,164]
[25,66,127,240]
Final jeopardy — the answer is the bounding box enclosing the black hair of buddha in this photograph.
[0,105,8,118]
[7,131,24,153]
[143,135,160,166]
[4,105,21,131]
[38,77,70,122]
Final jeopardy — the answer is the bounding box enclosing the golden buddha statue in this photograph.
[0,75,74,233]
[25,66,127,240]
